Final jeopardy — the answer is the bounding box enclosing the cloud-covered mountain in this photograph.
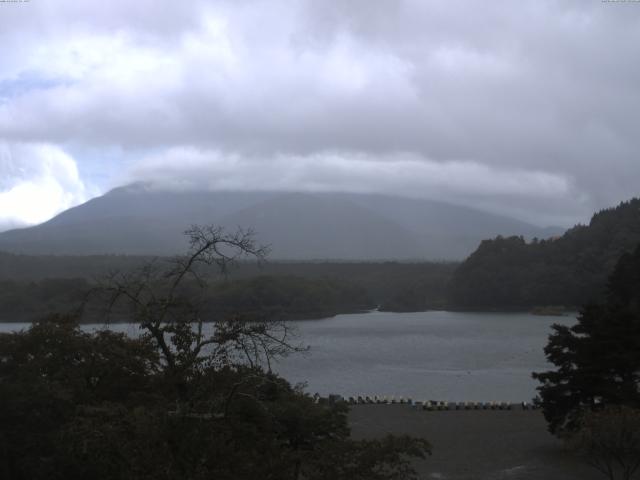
[0,184,561,260]
[1,1,639,228]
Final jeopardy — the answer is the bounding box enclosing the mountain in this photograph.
[449,198,640,308]
[0,184,561,260]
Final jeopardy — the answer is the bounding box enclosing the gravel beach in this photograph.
[349,405,601,480]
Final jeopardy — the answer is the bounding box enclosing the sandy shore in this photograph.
[348,405,601,480]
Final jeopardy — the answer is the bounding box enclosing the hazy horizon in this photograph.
[0,182,578,235]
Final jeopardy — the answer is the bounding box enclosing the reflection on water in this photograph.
[0,310,575,402]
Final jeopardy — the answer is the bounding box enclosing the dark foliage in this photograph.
[0,226,431,479]
[0,278,90,322]
[0,256,456,319]
[533,244,640,435]
[450,198,640,309]
[206,275,373,319]
[0,275,373,323]
[0,321,432,479]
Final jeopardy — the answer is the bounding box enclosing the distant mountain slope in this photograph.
[449,198,640,308]
[0,186,276,256]
[218,193,426,259]
[342,193,560,259]
[0,184,560,259]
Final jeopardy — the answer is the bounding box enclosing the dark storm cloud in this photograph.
[0,0,638,227]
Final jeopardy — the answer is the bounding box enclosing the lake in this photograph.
[0,310,575,402]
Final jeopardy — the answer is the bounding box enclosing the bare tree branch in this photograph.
[84,225,298,406]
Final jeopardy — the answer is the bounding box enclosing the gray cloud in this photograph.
[0,0,639,227]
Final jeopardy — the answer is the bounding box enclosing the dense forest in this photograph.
[449,198,640,309]
[0,227,431,479]
[0,256,456,322]
[0,279,90,322]
[0,276,373,323]
[3,198,640,316]
[203,275,373,320]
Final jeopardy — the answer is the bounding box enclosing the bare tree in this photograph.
[569,406,640,480]
[86,225,304,402]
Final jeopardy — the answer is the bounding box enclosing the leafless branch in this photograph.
[83,225,297,392]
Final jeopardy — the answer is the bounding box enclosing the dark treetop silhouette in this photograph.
[533,243,640,435]
[0,225,431,480]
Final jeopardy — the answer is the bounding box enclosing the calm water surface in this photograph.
[284,310,577,402]
[1,310,575,402]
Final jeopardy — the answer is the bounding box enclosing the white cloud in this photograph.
[0,143,88,231]
[0,0,638,226]
[127,147,576,225]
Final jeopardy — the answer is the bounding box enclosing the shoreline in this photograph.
[0,307,577,324]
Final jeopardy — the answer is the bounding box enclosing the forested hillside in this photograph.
[449,198,640,309]
[0,275,374,323]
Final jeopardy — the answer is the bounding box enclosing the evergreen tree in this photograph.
[450,198,640,309]
[533,244,640,434]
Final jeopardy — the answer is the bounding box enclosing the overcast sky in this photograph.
[0,0,639,231]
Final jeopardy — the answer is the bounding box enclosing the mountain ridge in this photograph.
[0,185,562,260]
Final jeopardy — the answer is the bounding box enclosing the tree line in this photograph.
[449,198,640,309]
[0,275,375,323]
[0,256,456,321]
[0,226,431,479]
